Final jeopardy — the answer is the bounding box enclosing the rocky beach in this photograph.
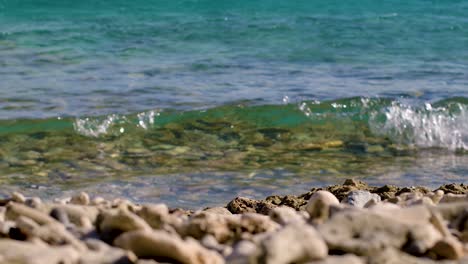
[0,179,467,264]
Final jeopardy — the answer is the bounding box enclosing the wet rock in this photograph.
[114,229,224,264]
[260,223,328,264]
[346,190,381,208]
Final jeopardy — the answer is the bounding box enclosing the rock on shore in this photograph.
[0,179,467,264]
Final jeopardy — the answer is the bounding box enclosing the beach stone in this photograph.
[269,206,305,225]
[12,192,26,203]
[430,190,445,204]
[5,202,58,225]
[305,191,339,221]
[346,190,381,208]
[114,229,224,264]
[201,234,232,256]
[136,204,173,229]
[179,211,235,243]
[368,248,442,264]
[237,213,280,238]
[70,192,90,205]
[318,208,442,255]
[98,208,152,243]
[81,238,137,264]
[226,240,260,264]
[433,202,468,223]
[260,223,328,264]
[26,197,42,208]
[429,237,464,260]
[203,207,232,215]
[305,254,364,264]
[0,239,79,264]
[15,216,87,251]
[49,208,70,225]
[440,194,467,204]
[46,204,99,227]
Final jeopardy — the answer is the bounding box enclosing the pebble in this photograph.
[305,190,339,221]
[0,179,465,263]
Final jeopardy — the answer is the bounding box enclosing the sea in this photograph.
[0,0,467,208]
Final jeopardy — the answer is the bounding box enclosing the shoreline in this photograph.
[0,179,467,263]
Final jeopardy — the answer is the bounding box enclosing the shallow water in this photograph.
[0,1,467,207]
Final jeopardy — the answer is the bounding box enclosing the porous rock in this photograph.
[178,211,236,243]
[269,206,305,225]
[318,208,442,255]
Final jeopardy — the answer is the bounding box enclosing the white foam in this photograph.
[370,102,468,151]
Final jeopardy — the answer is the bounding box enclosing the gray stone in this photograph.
[346,190,381,208]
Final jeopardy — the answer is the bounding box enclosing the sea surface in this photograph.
[0,0,467,208]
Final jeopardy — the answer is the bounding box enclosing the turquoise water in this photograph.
[0,1,467,207]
